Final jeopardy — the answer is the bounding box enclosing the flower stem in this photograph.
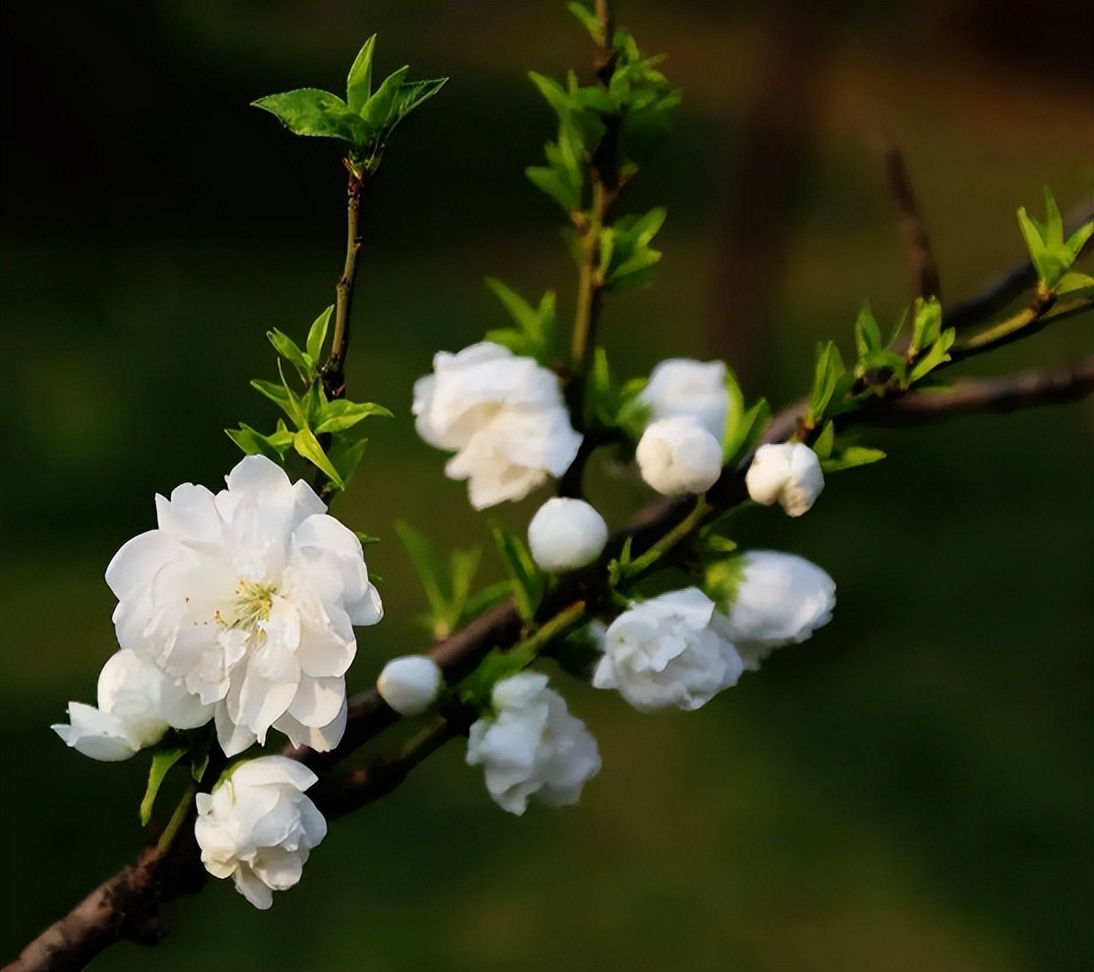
[154,783,198,856]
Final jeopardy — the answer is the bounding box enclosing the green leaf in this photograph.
[388,78,448,128]
[314,399,392,434]
[853,302,883,362]
[566,1,603,43]
[909,296,943,356]
[723,397,770,464]
[812,420,836,460]
[396,522,450,622]
[486,279,547,339]
[293,428,344,489]
[1063,220,1093,263]
[821,446,887,473]
[703,555,748,609]
[346,35,377,113]
[250,378,303,425]
[361,66,409,128]
[459,581,511,628]
[492,525,545,623]
[267,329,314,384]
[306,306,333,363]
[140,745,187,827]
[807,341,848,425]
[252,88,364,142]
[329,435,369,485]
[1054,271,1094,297]
[526,164,581,212]
[190,751,210,783]
[909,328,955,384]
[226,423,290,461]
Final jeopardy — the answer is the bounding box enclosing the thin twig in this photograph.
[878,138,940,301]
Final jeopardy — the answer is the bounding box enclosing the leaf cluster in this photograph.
[227,306,391,492]
[1017,187,1094,295]
[252,36,446,175]
[483,279,557,364]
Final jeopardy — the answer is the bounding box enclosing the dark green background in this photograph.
[1,1,1091,969]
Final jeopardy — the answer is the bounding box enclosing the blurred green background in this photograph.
[2,1,1092,969]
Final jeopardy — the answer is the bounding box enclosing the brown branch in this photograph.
[878,138,940,301]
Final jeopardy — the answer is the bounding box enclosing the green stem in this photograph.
[948,286,1057,362]
[322,166,368,401]
[623,495,712,580]
[155,783,198,856]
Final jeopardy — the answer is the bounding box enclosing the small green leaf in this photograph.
[486,278,543,338]
[909,328,955,384]
[346,36,377,113]
[226,423,290,461]
[388,78,448,128]
[314,399,392,434]
[813,420,836,460]
[567,1,603,43]
[190,751,210,783]
[362,66,410,128]
[251,378,304,426]
[492,525,545,622]
[1063,221,1093,263]
[909,296,943,357]
[853,302,883,362]
[267,329,314,384]
[807,341,848,425]
[526,164,581,212]
[820,446,886,473]
[459,580,511,629]
[723,397,770,464]
[293,428,344,489]
[252,88,364,142]
[329,435,368,485]
[140,745,187,827]
[306,306,333,363]
[1054,271,1094,297]
[396,522,450,623]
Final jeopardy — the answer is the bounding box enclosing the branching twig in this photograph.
[879,138,940,301]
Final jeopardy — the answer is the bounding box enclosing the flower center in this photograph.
[226,580,277,631]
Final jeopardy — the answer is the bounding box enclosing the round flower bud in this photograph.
[527,498,608,572]
[636,417,724,496]
[377,655,443,716]
[745,442,824,516]
[639,358,729,440]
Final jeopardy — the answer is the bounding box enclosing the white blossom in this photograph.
[593,588,743,712]
[636,417,723,495]
[51,649,213,762]
[745,442,825,516]
[710,551,836,670]
[105,455,383,758]
[194,755,327,910]
[377,655,443,716]
[639,358,729,440]
[466,672,601,815]
[527,497,608,571]
[412,342,582,509]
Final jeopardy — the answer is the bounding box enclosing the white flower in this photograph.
[194,755,327,910]
[745,442,824,516]
[639,358,729,440]
[636,417,723,495]
[709,551,836,670]
[51,649,213,762]
[593,588,743,712]
[412,342,582,509]
[466,672,601,815]
[105,455,383,758]
[377,655,443,716]
[527,497,608,571]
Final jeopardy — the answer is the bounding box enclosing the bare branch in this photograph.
[878,137,940,301]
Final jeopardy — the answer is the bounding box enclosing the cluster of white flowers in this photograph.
[194,756,327,910]
[412,342,582,509]
[636,359,728,496]
[53,455,383,761]
[466,672,601,815]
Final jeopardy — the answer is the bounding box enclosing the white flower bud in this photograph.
[636,417,723,495]
[377,655,443,716]
[466,673,601,815]
[527,497,608,571]
[745,442,824,516]
[709,551,836,670]
[639,358,729,441]
[195,755,327,910]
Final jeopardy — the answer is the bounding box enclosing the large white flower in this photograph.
[593,588,743,712]
[466,672,601,815]
[745,442,824,517]
[106,455,382,757]
[52,649,213,762]
[412,342,582,509]
[639,358,729,441]
[709,551,836,670]
[194,755,327,910]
